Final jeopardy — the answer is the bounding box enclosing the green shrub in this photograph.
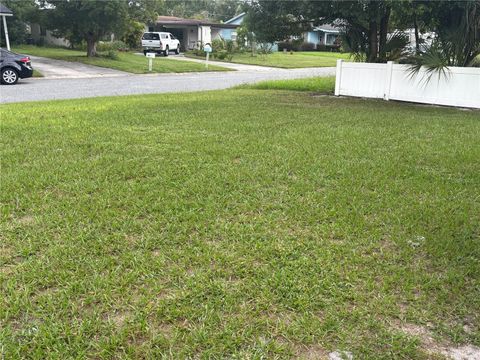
[214,50,228,60]
[212,38,225,52]
[299,42,316,51]
[99,49,119,60]
[122,20,144,50]
[278,39,303,52]
[189,48,205,57]
[316,44,341,52]
[97,41,128,52]
[258,43,274,54]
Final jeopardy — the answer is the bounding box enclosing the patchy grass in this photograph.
[32,69,43,78]
[242,76,336,93]
[14,45,230,74]
[187,51,351,68]
[1,90,479,359]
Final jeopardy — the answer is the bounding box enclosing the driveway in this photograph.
[29,55,128,79]
[0,66,335,104]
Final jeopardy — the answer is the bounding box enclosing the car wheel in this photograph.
[175,46,180,55]
[1,68,19,85]
[143,50,148,56]
[164,46,169,57]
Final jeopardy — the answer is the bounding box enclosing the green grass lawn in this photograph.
[242,76,336,93]
[187,51,351,68]
[14,45,230,74]
[1,90,479,359]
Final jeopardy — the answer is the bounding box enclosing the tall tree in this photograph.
[245,0,410,62]
[243,1,306,44]
[0,0,38,45]
[409,0,480,71]
[391,1,437,54]
[44,0,130,57]
[301,0,397,62]
[162,0,243,21]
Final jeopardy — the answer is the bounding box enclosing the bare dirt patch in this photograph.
[295,344,329,359]
[105,311,129,328]
[396,322,480,359]
[17,215,35,225]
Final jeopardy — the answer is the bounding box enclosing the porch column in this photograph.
[198,26,202,48]
[2,15,11,50]
[324,32,328,45]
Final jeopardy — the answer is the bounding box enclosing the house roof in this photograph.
[312,23,341,34]
[225,12,245,24]
[0,3,13,16]
[156,16,238,29]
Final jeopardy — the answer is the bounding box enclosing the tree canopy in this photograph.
[243,0,480,65]
[0,0,39,46]
[42,0,161,57]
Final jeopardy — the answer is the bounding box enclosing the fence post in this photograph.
[335,59,343,96]
[384,61,394,100]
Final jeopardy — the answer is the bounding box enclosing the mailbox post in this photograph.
[203,43,212,69]
[145,52,155,72]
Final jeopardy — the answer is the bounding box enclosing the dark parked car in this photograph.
[0,48,33,85]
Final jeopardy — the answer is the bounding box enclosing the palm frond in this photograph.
[407,44,451,86]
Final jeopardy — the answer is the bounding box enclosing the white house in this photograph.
[30,23,70,47]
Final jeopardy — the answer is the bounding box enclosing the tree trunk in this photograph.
[368,20,378,62]
[86,36,97,57]
[379,6,391,62]
[413,14,420,54]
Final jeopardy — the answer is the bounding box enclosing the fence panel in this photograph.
[335,60,480,109]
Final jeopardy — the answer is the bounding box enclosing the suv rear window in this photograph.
[142,33,160,40]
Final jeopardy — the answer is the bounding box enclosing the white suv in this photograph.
[141,32,180,56]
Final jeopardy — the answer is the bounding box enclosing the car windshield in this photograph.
[142,33,160,40]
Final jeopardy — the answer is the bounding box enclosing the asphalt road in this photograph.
[0,67,335,104]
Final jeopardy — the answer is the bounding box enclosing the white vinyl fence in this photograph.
[334,60,480,109]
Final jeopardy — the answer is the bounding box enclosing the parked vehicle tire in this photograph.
[164,46,169,57]
[175,46,180,55]
[1,67,19,85]
[143,50,148,56]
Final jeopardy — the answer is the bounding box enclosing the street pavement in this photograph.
[0,61,335,104]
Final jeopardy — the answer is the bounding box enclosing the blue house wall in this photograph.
[220,12,278,52]
[220,13,245,40]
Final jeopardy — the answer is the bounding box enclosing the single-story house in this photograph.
[1,3,13,50]
[218,12,279,52]
[148,16,238,51]
[219,13,341,51]
[219,12,245,41]
[304,24,341,48]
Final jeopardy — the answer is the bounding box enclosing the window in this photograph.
[231,31,237,41]
[161,34,168,39]
[326,34,338,45]
[142,33,160,40]
[170,34,176,40]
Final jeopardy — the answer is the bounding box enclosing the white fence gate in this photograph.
[334,60,480,109]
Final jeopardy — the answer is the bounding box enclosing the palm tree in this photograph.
[409,0,480,80]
